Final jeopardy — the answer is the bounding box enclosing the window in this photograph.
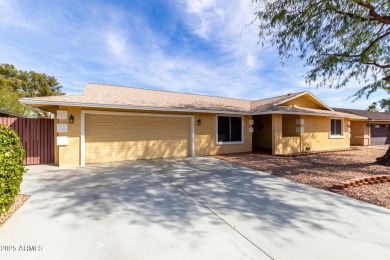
[217,116,243,143]
[330,119,343,137]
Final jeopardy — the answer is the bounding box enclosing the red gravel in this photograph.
[215,149,390,209]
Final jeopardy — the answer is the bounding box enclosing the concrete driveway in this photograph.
[1,157,390,260]
[361,144,389,150]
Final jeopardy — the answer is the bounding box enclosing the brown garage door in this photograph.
[85,114,191,164]
[370,124,390,145]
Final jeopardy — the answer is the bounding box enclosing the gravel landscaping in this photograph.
[0,194,29,228]
[215,148,390,209]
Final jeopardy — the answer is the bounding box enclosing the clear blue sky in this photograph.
[0,0,387,109]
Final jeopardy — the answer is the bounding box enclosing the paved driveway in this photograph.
[361,144,390,150]
[1,157,390,260]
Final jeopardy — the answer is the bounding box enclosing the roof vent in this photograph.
[287,93,292,96]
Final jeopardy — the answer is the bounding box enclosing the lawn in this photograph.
[215,148,390,209]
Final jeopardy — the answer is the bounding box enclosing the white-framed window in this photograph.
[216,115,244,144]
[330,118,344,138]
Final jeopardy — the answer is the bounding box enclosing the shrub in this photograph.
[0,125,27,214]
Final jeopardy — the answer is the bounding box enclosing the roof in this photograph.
[249,91,349,118]
[18,83,365,118]
[256,106,362,118]
[333,108,390,121]
[250,92,306,112]
[20,83,252,114]
[0,109,23,117]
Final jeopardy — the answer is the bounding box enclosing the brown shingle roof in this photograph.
[250,92,306,112]
[82,84,251,113]
[333,108,390,121]
[18,83,366,118]
[20,83,251,114]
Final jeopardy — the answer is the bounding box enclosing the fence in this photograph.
[0,117,54,165]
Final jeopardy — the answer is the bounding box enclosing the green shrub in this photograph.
[0,125,27,214]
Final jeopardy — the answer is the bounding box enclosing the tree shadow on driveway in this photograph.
[21,157,390,259]
[148,158,390,238]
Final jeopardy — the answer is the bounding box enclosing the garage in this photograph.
[370,124,390,145]
[84,112,192,164]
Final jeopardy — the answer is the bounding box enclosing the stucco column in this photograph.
[57,107,81,166]
[272,114,283,155]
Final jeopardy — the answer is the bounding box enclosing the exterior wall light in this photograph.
[197,119,202,126]
[69,115,74,124]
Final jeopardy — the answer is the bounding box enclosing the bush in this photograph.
[0,125,27,214]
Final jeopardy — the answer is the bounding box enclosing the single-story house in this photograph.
[333,108,390,146]
[0,109,23,118]
[19,83,366,166]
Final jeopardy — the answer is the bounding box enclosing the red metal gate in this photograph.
[0,117,54,165]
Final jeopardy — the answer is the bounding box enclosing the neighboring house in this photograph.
[0,109,23,118]
[334,108,390,146]
[19,83,365,166]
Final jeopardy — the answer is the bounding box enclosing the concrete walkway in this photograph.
[1,157,390,260]
[357,144,389,150]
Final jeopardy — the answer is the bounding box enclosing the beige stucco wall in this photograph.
[280,95,325,110]
[282,114,300,137]
[350,121,370,146]
[56,106,82,167]
[301,115,350,151]
[273,114,301,154]
[194,113,252,156]
[54,121,59,165]
[272,114,350,155]
[54,107,252,166]
[272,114,282,154]
[279,137,301,154]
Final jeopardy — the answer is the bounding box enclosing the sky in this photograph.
[0,0,387,109]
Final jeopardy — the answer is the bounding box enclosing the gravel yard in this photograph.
[215,148,390,209]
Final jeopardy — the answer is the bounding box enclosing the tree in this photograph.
[378,98,390,111]
[367,102,379,112]
[254,0,390,165]
[0,88,26,115]
[368,98,390,111]
[0,64,65,117]
[254,0,389,96]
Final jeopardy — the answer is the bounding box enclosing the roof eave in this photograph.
[0,109,24,117]
[251,111,367,119]
[19,99,251,115]
[367,118,390,122]
[273,91,334,111]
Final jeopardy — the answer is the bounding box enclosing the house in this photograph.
[0,109,23,118]
[19,83,365,166]
[333,108,390,146]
